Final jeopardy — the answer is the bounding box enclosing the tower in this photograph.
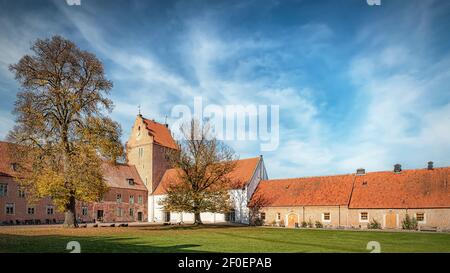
[126,114,177,193]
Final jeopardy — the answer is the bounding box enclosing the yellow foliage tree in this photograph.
[8,36,123,227]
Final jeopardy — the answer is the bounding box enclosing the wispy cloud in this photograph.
[0,0,449,179]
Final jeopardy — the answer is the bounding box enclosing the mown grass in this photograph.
[0,225,449,253]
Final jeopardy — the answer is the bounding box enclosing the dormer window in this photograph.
[10,163,18,172]
[127,178,135,186]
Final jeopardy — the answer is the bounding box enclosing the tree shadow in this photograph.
[138,223,245,231]
[0,233,207,253]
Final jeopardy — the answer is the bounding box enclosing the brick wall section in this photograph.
[0,176,64,224]
[152,144,170,193]
[76,187,148,223]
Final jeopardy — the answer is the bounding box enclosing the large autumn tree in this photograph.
[8,36,123,227]
[161,120,237,225]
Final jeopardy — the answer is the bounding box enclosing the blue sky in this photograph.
[1,0,450,178]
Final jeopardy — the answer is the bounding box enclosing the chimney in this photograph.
[394,164,402,173]
[356,168,366,175]
[428,161,434,170]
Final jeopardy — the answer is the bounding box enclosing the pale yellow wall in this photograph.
[261,206,349,228]
[261,206,450,230]
[347,208,450,230]
[126,115,154,193]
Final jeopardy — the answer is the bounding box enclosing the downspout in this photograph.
[338,205,341,227]
[302,206,305,222]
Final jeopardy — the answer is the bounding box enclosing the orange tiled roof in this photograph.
[142,118,178,149]
[349,167,450,209]
[153,157,261,195]
[250,175,355,207]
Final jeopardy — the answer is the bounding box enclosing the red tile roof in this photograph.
[0,141,17,177]
[101,163,147,191]
[142,118,178,149]
[250,175,355,207]
[251,166,450,209]
[1,141,146,191]
[153,157,261,195]
[349,167,450,209]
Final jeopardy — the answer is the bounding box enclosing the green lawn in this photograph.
[0,225,449,253]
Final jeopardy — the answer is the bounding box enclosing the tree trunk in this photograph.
[194,212,203,225]
[63,195,78,228]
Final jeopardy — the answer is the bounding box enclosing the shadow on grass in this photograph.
[0,233,207,253]
[138,223,246,232]
[211,230,363,253]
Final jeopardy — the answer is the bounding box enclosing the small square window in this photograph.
[277,213,281,220]
[129,195,134,204]
[323,212,331,221]
[416,213,425,222]
[18,189,25,198]
[360,212,369,221]
[127,178,135,186]
[27,206,35,215]
[116,194,122,203]
[260,212,266,221]
[46,206,54,215]
[5,203,14,215]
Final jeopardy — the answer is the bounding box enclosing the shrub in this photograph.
[271,220,277,226]
[402,214,418,230]
[301,221,308,228]
[252,218,264,226]
[307,219,313,228]
[367,219,382,229]
[279,219,285,227]
[315,221,323,228]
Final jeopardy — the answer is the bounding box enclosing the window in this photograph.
[260,212,266,221]
[145,178,148,186]
[277,213,281,221]
[116,207,123,217]
[129,208,134,217]
[416,213,425,222]
[0,183,7,197]
[18,189,25,198]
[10,163,18,172]
[5,203,14,215]
[27,206,35,215]
[164,211,171,222]
[82,206,88,216]
[360,212,369,222]
[116,193,122,203]
[138,195,143,204]
[323,212,331,222]
[46,206,54,215]
[127,178,135,186]
[129,195,134,204]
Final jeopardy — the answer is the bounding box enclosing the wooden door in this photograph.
[288,214,296,228]
[385,212,397,228]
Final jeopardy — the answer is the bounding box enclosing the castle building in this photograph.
[0,140,147,224]
[125,114,268,224]
[251,165,450,230]
[1,114,450,230]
